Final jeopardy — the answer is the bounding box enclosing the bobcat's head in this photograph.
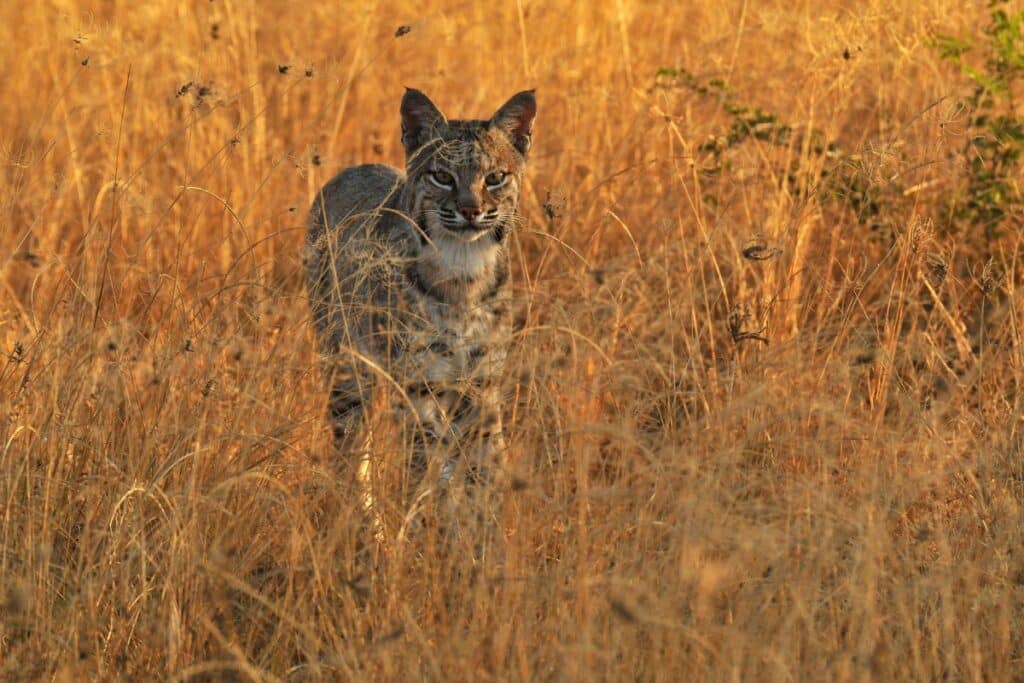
[401,88,536,244]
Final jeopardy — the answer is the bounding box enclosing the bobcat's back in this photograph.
[305,163,416,358]
[307,163,406,249]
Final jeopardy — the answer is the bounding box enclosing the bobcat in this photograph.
[305,88,536,509]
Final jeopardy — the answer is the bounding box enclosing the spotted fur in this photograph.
[306,89,536,487]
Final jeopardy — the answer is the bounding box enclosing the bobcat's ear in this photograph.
[491,90,536,156]
[401,88,447,156]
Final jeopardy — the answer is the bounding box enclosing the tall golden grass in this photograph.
[2,0,1022,679]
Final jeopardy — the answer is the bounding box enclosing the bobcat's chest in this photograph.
[401,276,508,388]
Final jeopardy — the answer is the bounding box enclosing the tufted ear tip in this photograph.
[501,90,537,117]
[400,87,435,110]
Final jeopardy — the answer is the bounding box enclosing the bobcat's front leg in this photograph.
[329,384,384,542]
[463,388,506,486]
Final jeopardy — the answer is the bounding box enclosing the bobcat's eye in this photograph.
[484,171,509,190]
[428,170,456,189]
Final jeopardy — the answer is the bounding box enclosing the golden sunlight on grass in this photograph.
[1,0,1022,680]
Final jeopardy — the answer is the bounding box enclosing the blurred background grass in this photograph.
[1,0,1022,680]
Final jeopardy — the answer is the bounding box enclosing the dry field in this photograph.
[2,0,1023,680]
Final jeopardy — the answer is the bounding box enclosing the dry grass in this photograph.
[2,0,1023,680]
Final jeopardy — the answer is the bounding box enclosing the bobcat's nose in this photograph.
[458,205,482,222]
